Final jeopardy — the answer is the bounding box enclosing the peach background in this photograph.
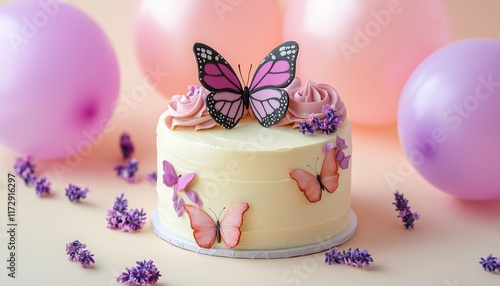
[0,0,500,285]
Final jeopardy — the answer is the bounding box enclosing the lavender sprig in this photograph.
[299,104,342,136]
[399,208,420,229]
[65,184,89,202]
[116,260,161,285]
[121,208,147,233]
[34,176,51,197]
[480,254,500,273]
[106,193,147,233]
[325,247,373,269]
[107,209,125,230]
[65,240,95,268]
[393,191,409,211]
[13,155,36,185]
[120,133,135,160]
[113,192,129,213]
[77,249,95,268]
[146,172,157,183]
[324,247,343,264]
[66,240,86,262]
[393,191,420,229]
[115,158,139,183]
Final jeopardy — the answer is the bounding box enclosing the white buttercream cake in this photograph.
[152,78,356,258]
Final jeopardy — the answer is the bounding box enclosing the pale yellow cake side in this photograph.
[156,112,352,250]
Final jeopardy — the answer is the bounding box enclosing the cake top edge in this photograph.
[165,78,348,134]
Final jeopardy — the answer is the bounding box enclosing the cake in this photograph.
[152,42,356,258]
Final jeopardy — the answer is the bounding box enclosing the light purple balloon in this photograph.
[0,0,119,159]
[398,38,500,200]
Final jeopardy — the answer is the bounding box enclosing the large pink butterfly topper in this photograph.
[184,203,249,249]
[193,41,299,129]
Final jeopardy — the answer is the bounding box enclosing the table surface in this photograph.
[1,1,500,285]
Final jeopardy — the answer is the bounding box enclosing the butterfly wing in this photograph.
[193,43,242,93]
[247,41,298,127]
[249,41,299,92]
[175,172,195,193]
[184,204,217,249]
[172,194,185,217]
[290,170,322,203]
[249,89,288,127]
[335,149,351,170]
[320,150,340,194]
[193,43,245,129]
[219,202,250,249]
[162,160,178,188]
[205,91,245,129]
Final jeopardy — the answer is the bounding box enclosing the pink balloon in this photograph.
[133,0,283,99]
[284,0,451,126]
[399,39,500,200]
[0,1,119,159]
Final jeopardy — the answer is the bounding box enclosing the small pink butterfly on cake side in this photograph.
[162,160,201,216]
[290,147,340,203]
[291,137,351,203]
[184,203,249,249]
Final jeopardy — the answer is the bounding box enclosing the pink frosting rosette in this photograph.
[165,86,216,130]
[277,78,347,128]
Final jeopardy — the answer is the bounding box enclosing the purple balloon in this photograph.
[0,0,119,159]
[398,38,500,200]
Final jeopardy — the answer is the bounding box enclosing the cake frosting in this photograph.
[156,114,352,250]
[165,86,216,130]
[277,78,347,128]
[155,77,353,253]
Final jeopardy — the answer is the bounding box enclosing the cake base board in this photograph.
[151,208,357,259]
